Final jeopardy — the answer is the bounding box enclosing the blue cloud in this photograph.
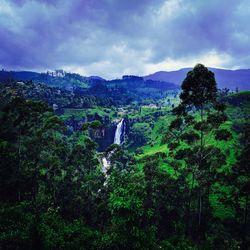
[0,0,249,77]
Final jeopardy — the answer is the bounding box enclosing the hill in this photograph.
[0,71,179,103]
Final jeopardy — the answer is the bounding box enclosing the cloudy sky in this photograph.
[0,0,250,78]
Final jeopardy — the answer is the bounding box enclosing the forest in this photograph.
[0,64,249,250]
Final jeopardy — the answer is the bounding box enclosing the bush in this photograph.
[215,129,232,141]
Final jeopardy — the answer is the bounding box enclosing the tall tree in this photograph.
[231,123,250,249]
[167,64,231,240]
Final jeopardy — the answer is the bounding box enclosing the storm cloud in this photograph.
[0,0,249,78]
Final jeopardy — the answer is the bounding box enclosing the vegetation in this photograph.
[0,65,249,249]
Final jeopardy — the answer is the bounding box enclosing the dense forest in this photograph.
[0,64,249,249]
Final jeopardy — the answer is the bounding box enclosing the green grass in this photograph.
[61,106,116,121]
[227,90,250,97]
[135,112,175,159]
[137,144,168,159]
[62,108,87,120]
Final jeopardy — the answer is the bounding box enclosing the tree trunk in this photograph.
[185,171,195,237]
[197,106,204,239]
[203,185,211,235]
[17,129,22,201]
[200,105,204,148]
[198,193,202,227]
[196,190,202,241]
[242,194,249,250]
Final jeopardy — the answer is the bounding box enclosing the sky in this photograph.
[0,0,250,79]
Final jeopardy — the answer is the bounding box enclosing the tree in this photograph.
[107,168,152,249]
[129,122,151,147]
[142,155,186,241]
[180,64,217,109]
[167,64,231,240]
[0,95,103,249]
[231,123,250,249]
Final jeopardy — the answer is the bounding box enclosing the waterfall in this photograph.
[114,119,124,145]
[102,157,110,175]
[102,118,125,176]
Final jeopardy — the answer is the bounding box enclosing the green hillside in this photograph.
[0,65,249,250]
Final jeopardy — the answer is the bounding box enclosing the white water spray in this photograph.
[114,119,124,145]
[102,118,125,176]
[102,157,110,176]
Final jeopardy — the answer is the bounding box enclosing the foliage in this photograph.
[128,122,152,147]
[0,67,249,249]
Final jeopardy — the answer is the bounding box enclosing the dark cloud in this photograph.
[0,0,249,78]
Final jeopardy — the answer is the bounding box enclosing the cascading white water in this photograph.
[102,157,110,175]
[114,119,124,145]
[102,118,125,176]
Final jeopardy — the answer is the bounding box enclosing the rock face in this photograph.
[95,125,116,151]
[64,114,129,151]
[96,118,127,151]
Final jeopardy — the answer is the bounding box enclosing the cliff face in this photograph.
[94,125,116,151]
[64,114,118,151]
[93,118,130,151]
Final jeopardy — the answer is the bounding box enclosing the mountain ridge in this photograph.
[144,67,250,90]
[1,67,250,90]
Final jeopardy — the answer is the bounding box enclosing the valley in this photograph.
[1,1,250,249]
[0,65,249,249]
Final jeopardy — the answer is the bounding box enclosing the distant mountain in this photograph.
[87,75,178,101]
[0,70,40,81]
[87,76,106,81]
[0,70,179,104]
[0,70,91,90]
[144,68,250,91]
[106,75,177,91]
[0,70,178,93]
